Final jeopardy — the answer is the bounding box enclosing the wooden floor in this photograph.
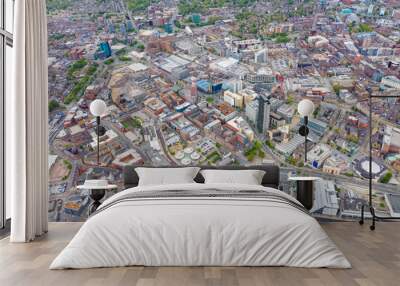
[0,222,399,286]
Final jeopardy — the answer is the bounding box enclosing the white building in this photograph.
[254,48,268,63]
[381,76,400,90]
[275,134,304,156]
[223,90,244,109]
[385,193,400,218]
[307,144,332,168]
[311,180,339,217]
[245,100,258,125]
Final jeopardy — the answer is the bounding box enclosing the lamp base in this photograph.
[299,125,309,137]
[96,125,106,136]
[359,204,400,231]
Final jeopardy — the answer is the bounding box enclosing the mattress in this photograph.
[50,183,351,269]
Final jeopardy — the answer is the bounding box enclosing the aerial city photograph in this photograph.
[46,0,400,222]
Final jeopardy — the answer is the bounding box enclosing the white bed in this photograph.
[50,183,351,269]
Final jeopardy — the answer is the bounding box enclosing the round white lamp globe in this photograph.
[297,99,315,117]
[90,99,107,117]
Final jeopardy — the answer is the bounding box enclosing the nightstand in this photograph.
[77,180,117,214]
[288,177,321,210]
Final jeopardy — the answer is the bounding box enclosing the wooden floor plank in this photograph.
[0,222,399,286]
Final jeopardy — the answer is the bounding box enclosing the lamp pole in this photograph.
[359,89,400,230]
[304,115,308,163]
[368,90,372,207]
[97,116,100,165]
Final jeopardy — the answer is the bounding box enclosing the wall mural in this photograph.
[47,0,400,222]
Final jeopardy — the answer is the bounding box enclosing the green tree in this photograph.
[48,99,60,112]
[357,23,373,33]
[136,43,145,52]
[286,95,294,104]
[104,58,114,65]
[332,83,342,96]
[379,171,393,184]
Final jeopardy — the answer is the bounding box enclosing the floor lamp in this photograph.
[359,88,400,230]
[89,99,107,165]
[298,99,315,162]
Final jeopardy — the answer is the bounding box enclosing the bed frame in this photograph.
[123,165,280,189]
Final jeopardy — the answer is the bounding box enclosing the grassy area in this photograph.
[104,58,114,65]
[64,60,99,105]
[63,159,73,170]
[49,33,65,41]
[245,140,264,161]
[178,0,256,15]
[116,48,127,56]
[64,75,90,104]
[270,32,290,44]
[118,55,132,62]
[206,151,221,164]
[265,140,275,149]
[286,95,294,104]
[86,64,98,76]
[379,171,392,184]
[47,0,73,12]
[122,117,143,129]
[286,155,298,166]
[126,0,151,11]
[357,23,373,33]
[135,43,145,52]
[67,59,88,79]
[347,134,359,144]
[61,159,73,181]
[332,83,342,95]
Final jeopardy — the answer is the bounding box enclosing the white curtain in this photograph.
[8,0,49,242]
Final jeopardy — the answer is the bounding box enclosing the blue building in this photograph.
[108,23,115,33]
[196,80,210,93]
[164,23,173,34]
[192,14,201,25]
[126,20,134,31]
[100,42,112,58]
[372,70,383,82]
[341,8,353,15]
[211,83,223,93]
[196,80,223,94]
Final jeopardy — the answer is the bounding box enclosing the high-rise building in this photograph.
[99,41,112,58]
[120,23,127,35]
[190,77,197,103]
[256,95,271,134]
[224,90,244,109]
[254,48,268,64]
[126,20,134,31]
[230,79,243,93]
[245,100,258,125]
[367,4,374,15]
[108,22,115,33]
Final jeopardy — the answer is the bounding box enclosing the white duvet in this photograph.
[50,183,351,269]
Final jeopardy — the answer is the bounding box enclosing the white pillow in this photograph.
[136,167,200,186]
[200,169,266,185]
